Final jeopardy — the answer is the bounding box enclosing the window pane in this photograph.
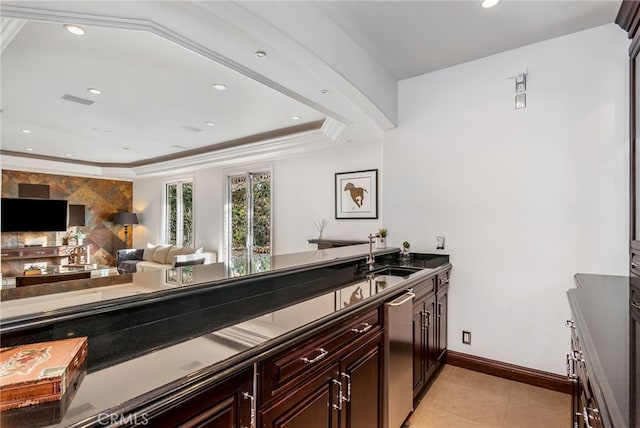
[181,182,193,247]
[252,172,271,273]
[167,183,177,245]
[230,175,248,274]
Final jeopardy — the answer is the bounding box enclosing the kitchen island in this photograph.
[0,245,451,427]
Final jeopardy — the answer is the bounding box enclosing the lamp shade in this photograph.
[113,212,139,225]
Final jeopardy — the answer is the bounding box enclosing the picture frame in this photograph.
[335,169,378,219]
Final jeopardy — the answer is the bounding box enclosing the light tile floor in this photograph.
[407,365,571,428]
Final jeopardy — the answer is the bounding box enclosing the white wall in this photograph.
[133,137,382,258]
[383,24,629,374]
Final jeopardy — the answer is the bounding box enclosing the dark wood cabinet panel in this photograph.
[260,363,340,428]
[412,270,450,399]
[259,307,380,406]
[339,332,384,428]
[260,308,384,428]
[436,285,448,362]
[149,367,253,428]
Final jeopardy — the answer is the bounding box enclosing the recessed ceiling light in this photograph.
[213,83,227,91]
[87,88,103,95]
[205,121,216,126]
[320,89,329,94]
[21,129,31,134]
[481,0,500,8]
[25,147,33,151]
[255,51,267,59]
[122,146,131,151]
[63,24,85,36]
[291,115,301,120]
[65,153,73,157]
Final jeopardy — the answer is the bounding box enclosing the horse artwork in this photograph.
[335,169,378,219]
[343,182,367,208]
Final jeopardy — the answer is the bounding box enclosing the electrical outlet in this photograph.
[462,330,471,345]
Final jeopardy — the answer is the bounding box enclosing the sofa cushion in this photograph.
[143,244,157,261]
[167,246,183,264]
[136,261,171,272]
[152,245,172,264]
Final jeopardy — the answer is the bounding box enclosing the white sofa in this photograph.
[116,244,216,274]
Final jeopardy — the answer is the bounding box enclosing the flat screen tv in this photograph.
[1,198,68,232]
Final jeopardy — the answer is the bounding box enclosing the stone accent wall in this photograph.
[1,170,133,268]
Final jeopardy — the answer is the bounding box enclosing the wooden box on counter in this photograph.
[0,337,88,426]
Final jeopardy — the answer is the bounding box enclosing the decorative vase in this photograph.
[77,238,84,245]
[375,237,386,249]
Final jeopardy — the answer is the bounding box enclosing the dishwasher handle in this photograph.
[387,290,415,306]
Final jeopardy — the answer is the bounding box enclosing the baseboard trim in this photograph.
[445,350,572,394]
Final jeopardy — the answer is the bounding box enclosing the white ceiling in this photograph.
[316,1,622,80]
[0,0,623,170]
[0,19,326,165]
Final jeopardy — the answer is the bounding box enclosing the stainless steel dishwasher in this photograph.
[384,288,415,428]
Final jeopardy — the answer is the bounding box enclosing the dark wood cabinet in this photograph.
[412,269,450,399]
[260,362,340,428]
[259,308,383,428]
[338,332,384,428]
[616,2,640,274]
[412,291,436,398]
[148,367,254,428]
[567,321,605,428]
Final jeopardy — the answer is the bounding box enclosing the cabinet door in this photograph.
[424,293,437,376]
[260,363,339,428]
[151,367,253,428]
[436,287,448,362]
[412,293,436,398]
[339,332,384,428]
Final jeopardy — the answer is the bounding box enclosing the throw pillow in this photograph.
[143,243,157,261]
[166,246,183,264]
[181,246,194,255]
[152,245,172,264]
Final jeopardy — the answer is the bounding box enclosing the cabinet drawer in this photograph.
[632,251,640,276]
[259,307,380,405]
[0,249,21,259]
[21,247,58,258]
[413,276,436,300]
[437,269,450,292]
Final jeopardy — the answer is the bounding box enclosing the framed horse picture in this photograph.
[335,169,378,219]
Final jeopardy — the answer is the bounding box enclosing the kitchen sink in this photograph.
[373,266,423,278]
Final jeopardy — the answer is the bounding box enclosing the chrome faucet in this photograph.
[367,233,381,272]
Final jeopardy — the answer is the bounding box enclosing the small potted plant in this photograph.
[376,228,388,249]
[75,231,87,245]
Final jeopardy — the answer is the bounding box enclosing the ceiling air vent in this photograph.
[62,94,95,106]
[181,125,203,133]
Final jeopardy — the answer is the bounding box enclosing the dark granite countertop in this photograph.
[44,260,450,427]
[568,273,634,428]
[0,246,451,427]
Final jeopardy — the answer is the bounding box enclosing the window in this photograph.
[227,171,271,275]
[165,179,193,247]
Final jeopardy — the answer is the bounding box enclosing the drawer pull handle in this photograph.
[351,323,373,334]
[332,379,343,410]
[439,278,449,286]
[242,392,255,428]
[632,300,640,309]
[632,261,640,269]
[565,320,575,328]
[300,348,328,364]
[341,373,351,403]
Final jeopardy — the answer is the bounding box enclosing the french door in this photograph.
[227,171,271,275]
